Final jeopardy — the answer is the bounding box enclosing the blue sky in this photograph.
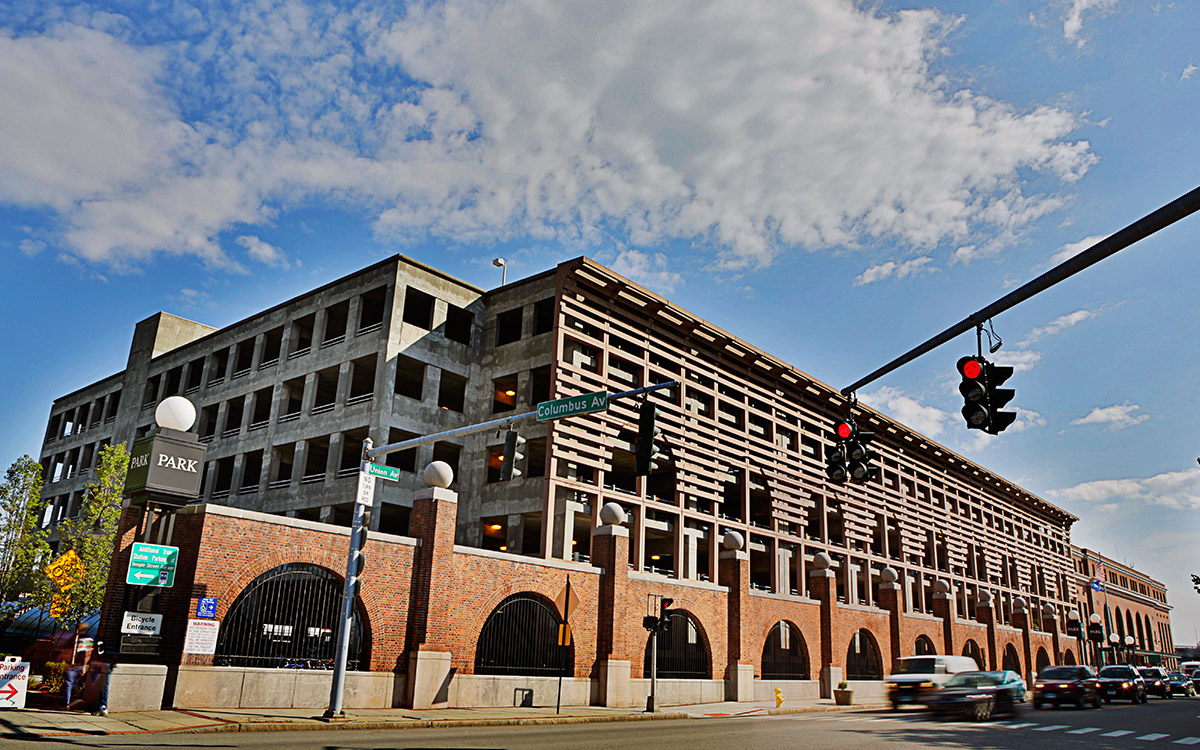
[2,0,1199,643]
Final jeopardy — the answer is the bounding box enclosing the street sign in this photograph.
[183,619,220,655]
[46,550,85,591]
[355,471,376,507]
[555,581,580,621]
[536,391,608,422]
[362,461,400,481]
[49,594,68,618]
[0,661,29,709]
[196,597,218,619]
[126,542,179,588]
[121,611,163,635]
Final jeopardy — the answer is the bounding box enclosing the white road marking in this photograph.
[1173,738,1200,745]
[1139,734,1171,741]
[1104,730,1135,737]
[1034,724,1071,732]
[1067,727,1103,734]
[1005,722,1038,729]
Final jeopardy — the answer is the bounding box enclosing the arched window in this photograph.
[644,610,710,679]
[761,621,809,680]
[1036,647,1051,674]
[1126,610,1135,643]
[1002,644,1021,674]
[1144,615,1155,651]
[1136,616,1146,650]
[215,563,367,669]
[1115,608,1125,639]
[846,629,882,680]
[1063,649,1077,666]
[915,635,936,656]
[962,639,983,669]
[475,593,567,676]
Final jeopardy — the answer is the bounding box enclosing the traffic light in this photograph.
[499,429,525,481]
[957,356,1017,434]
[824,436,849,484]
[658,597,675,630]
[636,402,668,475]
[846,427,878,484]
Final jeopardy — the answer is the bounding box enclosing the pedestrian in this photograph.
[86,640,112,716]
[63,622,93,710]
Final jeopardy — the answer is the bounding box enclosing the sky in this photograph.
[2,0,1199,644]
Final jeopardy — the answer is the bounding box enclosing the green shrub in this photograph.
[42,661,68,693]
[837,680,849,691]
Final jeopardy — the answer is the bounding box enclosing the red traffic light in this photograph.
[957,356,983,380]
[835,421,854,439]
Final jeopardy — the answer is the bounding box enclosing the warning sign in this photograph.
[183,619,220,655]
[0,662,29,709]
[46,550,85,591]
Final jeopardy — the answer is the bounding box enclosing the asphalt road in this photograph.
[8,695,1200,749]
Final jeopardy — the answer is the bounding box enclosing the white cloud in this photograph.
[852,256,934,286]
[0,2,1096,272]
[958,405,1045,452]
[18,239,45,257]
[991,349,1042,373]
[1062,0,1119,48]
[1048,233,1109,266]
[236,235,291,269]
[1182,64,1197,81]
[1049,467,1200,510]
[859,386,951,439]
[1070,401,1149,430]
[607,250,682,293]
[1021,308,1097,344]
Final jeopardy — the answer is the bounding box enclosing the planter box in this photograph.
[833,689,854,706]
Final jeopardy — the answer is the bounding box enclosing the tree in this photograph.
[0,455,50,633]
[29,444,129,630]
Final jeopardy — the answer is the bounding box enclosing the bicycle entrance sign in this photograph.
[126,542,179,588]
[537,391,608,422]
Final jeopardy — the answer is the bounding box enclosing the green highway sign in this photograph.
[126,542,179,588]
[362,461,400,481]
[537,391,608,422]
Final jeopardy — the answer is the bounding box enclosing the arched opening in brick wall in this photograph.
[1144,614,1154,651]
[643,610,711,679]
[1063,649,1076,666]
[1115,608,1125,639]
[915,635,937,656]
[474,593,570,676]
[1136,616,1146,651]
[962,639,983,669]
[1036,647,1051,675]
[761,621,809,680]
[1002,644,1021,674]
[845,629,882,680]
[214,563,368,669]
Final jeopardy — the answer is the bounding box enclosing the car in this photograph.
[1191,670,1200,693]
[1138,667,1174,699]
[886,655,980,710]
[926,671,1021,721]
[1167,671,1195,696]
[1033,665,1102,709]
[1097,665,1147,703]
[1180,661,1200,676]
[988,670,1027,703]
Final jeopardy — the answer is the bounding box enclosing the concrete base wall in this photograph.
[449,675,596,708]
[630,678,726,707]
[107,664,168,713]
[754,679,820,702]
[845,679,887,698]
[171,666,400,709]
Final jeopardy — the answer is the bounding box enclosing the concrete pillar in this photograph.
[250,332,266,371]
[505,513,524,555]
[776,544,792,596]
[301,372,318,413]
[809,553,837,698]
[319,505,334,523]
[553,498,584,560]
[407,481,460,709]
[335,361,353,406]
[327,432,345,481]
[931,579,955,657]
[719,535,753,702]
[229,454,246,498]
[683,530,700,580]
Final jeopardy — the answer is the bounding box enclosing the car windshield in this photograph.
[1193,671,1200,678]
[893,658,937,675]
[1099,667,1135,678]
[1039,667,1079,680]
[945,672,999,688]
[1138,669,1158,678]
[1169,672,1185,679]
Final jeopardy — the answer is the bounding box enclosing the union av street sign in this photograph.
[126,542,179,588]
[536,391,608,422]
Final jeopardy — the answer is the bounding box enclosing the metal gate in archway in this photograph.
[475,593,570,676]
[644,611,711,679]
[214,563,367,669]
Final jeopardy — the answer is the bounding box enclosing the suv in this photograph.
[886,655,980,710]
[1033,665,1101,709]
[1138,667,1173,699]
[1097,665,1147,703]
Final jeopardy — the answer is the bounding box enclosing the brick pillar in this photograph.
[406,479,458,709]
[878,568,903,674]
[719,538,753,701]
[931,579,955,657]
[592,519,632,707]
[809,553,837,698]
[1013,598,1033,685]
[977,591,998,670]
[1044,605,1062,663]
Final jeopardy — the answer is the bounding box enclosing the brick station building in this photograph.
[36,254,1173,709]
[1070,547,1176,669]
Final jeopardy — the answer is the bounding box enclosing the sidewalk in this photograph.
[0,697,891,738]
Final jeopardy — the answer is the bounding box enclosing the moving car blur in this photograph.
[1097,665,1147,704]
[925,671,1021,722]
[1139,667,1173,699]
[1033,665,1101,709]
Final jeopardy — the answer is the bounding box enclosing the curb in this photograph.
[170,711,692,735]
[767,702,891,715]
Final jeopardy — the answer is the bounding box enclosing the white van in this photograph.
[886,655,980,710]
[1180,661,1200,676]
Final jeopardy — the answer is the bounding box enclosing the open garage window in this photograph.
[761,621,809,680]
[644,611,710,679]
[214,563,368,670]
[475,593,568,676]
[846,629,882,680]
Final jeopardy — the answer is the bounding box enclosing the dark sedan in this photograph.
[1033,665,1101,709]
[1097,665,1147,703]
[927,671,1020,721]
[1139,667,1174,699]
[1168,671,1195,696]
[1190,670,1200,693]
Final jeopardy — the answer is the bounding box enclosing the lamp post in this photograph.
[1124,635,1136,666]
[1088,613,1103,666]
[493,257,507,286]
[1109,633,1120,666]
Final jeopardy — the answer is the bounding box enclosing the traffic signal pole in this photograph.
[840,184,1200,397]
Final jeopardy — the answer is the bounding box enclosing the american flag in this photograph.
[1090,561,1107,592]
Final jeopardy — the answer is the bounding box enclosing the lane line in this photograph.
[1005,722,1038,729]
[1104,730,1134,737]
[1034,724,1071,732]
[1067,727,1102,734]
[1172,738,1200,745]
[1138,734,1171,741]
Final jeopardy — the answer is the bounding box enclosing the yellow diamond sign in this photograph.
[46,550,86,591]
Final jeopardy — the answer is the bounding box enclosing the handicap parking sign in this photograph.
[196,597,217,619]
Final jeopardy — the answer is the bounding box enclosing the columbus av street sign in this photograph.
[536,391,608,422]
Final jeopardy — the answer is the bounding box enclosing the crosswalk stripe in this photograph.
[1067,727,1102,735]
[1104,730,1134,737]
[1034,724,1070,732]
[1172,738,1200,745]
[1139,735,1170,742]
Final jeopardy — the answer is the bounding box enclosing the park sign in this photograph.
[126,542,179,588]
[536,391,608,422]
[124,428,207,504]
